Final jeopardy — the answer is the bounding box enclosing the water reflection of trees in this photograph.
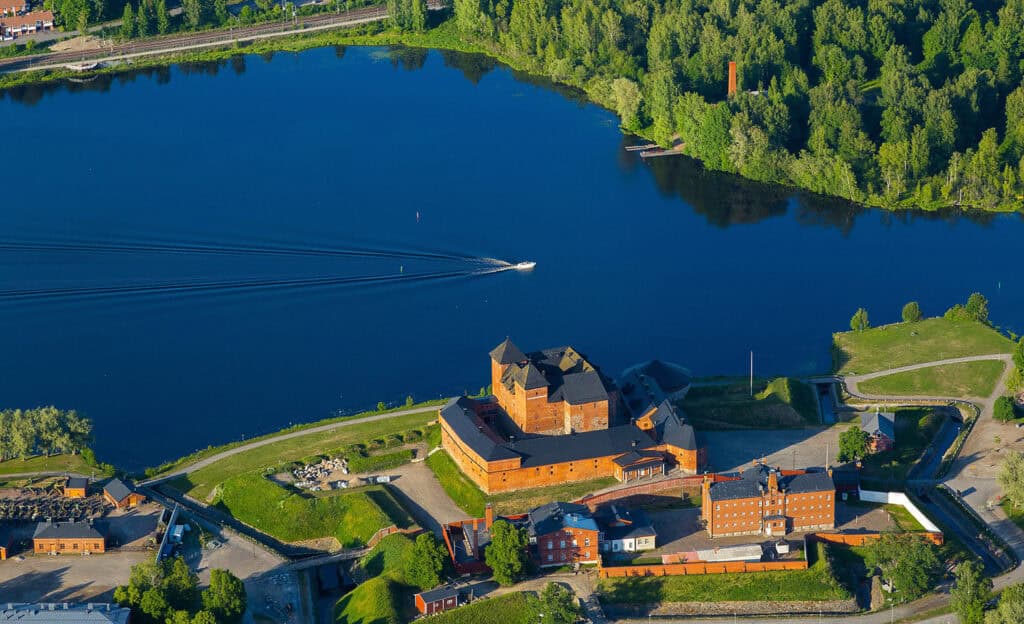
[630,134,1007,233]
[386,46,427,71]
[438,50,495,84]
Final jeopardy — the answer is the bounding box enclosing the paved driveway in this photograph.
[0,550,152,602]
[702,427,844,473]
[386,459,467,535]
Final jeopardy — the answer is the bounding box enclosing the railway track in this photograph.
[0,3,438,74]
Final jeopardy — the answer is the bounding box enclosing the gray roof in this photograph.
[527,501,598,537]
[620,360,692,418]
[647,400,697,451]
[0,604,129,624]
[861,411,895,440]
[498,344,616,404]
[511,424,656,468]
[612,450,665,467]
[439,398,518,462]
[708,464,834,502]
[33,520,103,541]
[102,478,134,502]
[489,338,526,364]
[416,585,463,603]
[66,477,88,490]
[598,507,656,541]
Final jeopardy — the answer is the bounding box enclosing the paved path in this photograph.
[386,460,467,536]
[139,403,445,485]
[846,354,1014,386]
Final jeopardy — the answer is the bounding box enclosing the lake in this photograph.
[1,46,1021,470]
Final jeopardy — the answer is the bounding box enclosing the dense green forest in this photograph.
[0,406,92,460]
[444,0,1024,211]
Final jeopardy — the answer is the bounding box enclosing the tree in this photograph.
[610,77,641,129]
[838,426,870,461]
[999,451,1024,508]
[864,533,941,601]
[405,395,414,408]
[182,0,201,29]
[376,401,387,412]
[202,569,246,623]
[155,0,169,34]
[191,612,218,624]
[995,397,1017,423]
[986,582,1024,624]
[539,583,579,624]
[213,0,228,25]
[137,0,152,37]
[407,533,448,590]
[850,307,870,332]
[410,0,426,32]
[76,7,88,34]
[965,292,990,324]
[121,2,135,38]
[485,520,529,585]
[902,301,922,323]
[1013,338,1024,372]
[951,559,991,624]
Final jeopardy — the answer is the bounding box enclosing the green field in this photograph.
[427,593,542,624]
[857,408,944,484]
[347,449,415,474]
[857,360,1006,398]
[144,400,445,479]
[599,543,850,603]
[425,450,616,516]
[683,377,819,429]
[213,473,412,546]
[334,576,404,624]
[1001,499,1024,532]
[168,410,436,501]
[0,453,104,478]
[832,318,1012,375]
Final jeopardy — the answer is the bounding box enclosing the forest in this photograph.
[447,0,1024,211]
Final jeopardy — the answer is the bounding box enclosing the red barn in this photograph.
[414,585,472,616]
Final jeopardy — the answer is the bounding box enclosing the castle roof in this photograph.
[489,338,526,365]
[439,398,518,462]
[527,501,598,537]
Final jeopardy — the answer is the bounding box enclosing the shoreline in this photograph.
[2,19,1022,217]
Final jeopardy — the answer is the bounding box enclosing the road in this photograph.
[139,402,445,486]
[0,2,444,73]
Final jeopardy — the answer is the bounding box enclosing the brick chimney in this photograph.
[485,503,494,529]
[728,61,738,97]
[767,470,779,493]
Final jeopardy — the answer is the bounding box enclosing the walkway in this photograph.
[140,402,446,485]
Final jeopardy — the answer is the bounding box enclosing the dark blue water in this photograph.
[1,46,1021,470]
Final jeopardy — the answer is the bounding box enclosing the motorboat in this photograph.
[512,261,537,271]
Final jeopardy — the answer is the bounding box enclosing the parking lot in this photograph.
[0,549,152,602]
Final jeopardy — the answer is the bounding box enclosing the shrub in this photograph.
[850,307,870,332]
[995,397,1017,423]
[902,301,922,323]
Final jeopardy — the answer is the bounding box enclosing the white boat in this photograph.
[512,261,536,271]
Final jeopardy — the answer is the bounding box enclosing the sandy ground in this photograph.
[0,549,152,602]
[50,35,103,53]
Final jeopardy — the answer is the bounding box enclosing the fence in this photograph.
[575,475,705,510]
[598,559,807,578]
[812,531,944,546]
[365,524,421,549]
[859,489,942,532]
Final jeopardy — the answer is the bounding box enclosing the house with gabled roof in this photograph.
[527,501,600,567]
[103,478,145,509]
[861,410,895,453]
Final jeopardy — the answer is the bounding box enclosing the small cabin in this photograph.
[64,477,88,499]
[103,478,146,509]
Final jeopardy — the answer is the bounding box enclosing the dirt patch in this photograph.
[51,35,102,52]
[290,536,340,552]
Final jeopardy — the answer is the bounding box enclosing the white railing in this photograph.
[859,488,941,533]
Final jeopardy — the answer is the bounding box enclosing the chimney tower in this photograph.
[728,61,738,97]
[485,504,494,529]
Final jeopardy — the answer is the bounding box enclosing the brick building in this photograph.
[32,519,105,555]
[490,339,618,435]
[701,462,835,538]
[0,10,53,39]
[440,340,706,494]
[528,502,600,567]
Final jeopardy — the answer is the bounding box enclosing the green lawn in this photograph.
[425,449,616,516]
[1001,499,1024,532]
[169,410,437,501]
[144,400,445,479]
[346,449,415,474]
[427,593,542,624]
[832,318,1012,375]
[857,360,1006,398]
[858,408,944,484]
[0,453,104,477]
[599,543,850,603]
[213,473,412,546]
[682,377,819,429]
[334,576,404,624]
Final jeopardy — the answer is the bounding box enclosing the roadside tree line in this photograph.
[0,406,92,461]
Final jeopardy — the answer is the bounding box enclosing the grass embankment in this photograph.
[1001,499,1024,533]
[682,377,819,429]
[144,399,444,480]
[856,408,944,484]
[165,410,436,501]
[0,453,105,477]
[214,472,412,546]
[346,449,415,474]
[425,450,616,517]
[427,593,542,624]
[857,360,1006,398]
[832,318,1012,375]
[599,542,850,604]
[334,533,418,624]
